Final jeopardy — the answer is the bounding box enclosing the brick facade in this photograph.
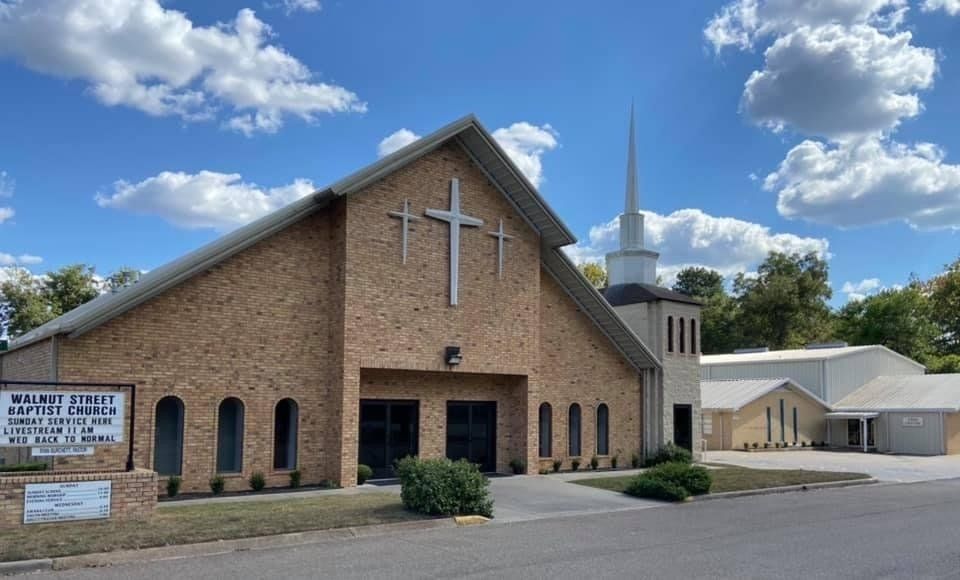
[1,140,650,492]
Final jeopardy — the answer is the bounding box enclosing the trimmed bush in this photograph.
[395,457,493,518]
[611,454,619,469]
[644,443,692,467]
[538,468,551,475]
[209,475,225,495]
[630,453,640,468]
[752,442,759,449]
[249,471,266,491]
[590,456,599,470]
[289,469,302,488]
[357,464,373,485]
[166,476,182,498]
[509,459,525,475]
[0,462,48,473]
[552,459,562,473]
[625,475,689,502]
[646,462,712,496]
[571,459,581,471]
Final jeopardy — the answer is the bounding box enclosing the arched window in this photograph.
[679,317,686,354]
[568,403,582,457]
[217,398,244,473]
[273,399,299,470]
[667,316,674,353]
[538,403,552,458]
[596,404,609,456]
[690,318,697,354]
[154,396,184,476]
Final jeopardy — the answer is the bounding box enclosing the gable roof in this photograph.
[8,115,660,371]
[603,283,702,307]
[701,344,925,370]
[701,378,830,412]
[833,374,960,412]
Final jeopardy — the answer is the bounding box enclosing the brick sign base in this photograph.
[0,468,157,528]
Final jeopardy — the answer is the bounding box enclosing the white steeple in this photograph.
[605,104,660,286]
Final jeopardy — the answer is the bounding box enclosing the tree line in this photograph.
[579,252,960,374]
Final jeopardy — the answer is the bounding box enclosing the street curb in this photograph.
[0,558,53,577]
[690,477,878,501]
[0,518,456,575]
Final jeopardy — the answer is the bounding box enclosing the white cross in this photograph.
[488,218,513,279]
[426,178,483,306]
[388,199,420,264]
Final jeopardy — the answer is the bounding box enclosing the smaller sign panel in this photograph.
[24,481,111,524]
[31,446,94,457]
[702,413,713,436]
[902,416,924,428]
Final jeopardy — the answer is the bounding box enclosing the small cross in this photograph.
[426,178,484,306]
[388,199,420,264]
[488,218,513,279]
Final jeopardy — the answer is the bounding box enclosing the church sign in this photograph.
[23,480,112,524]
[0,391,125,448]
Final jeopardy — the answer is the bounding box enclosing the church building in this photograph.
[1,113,697,492]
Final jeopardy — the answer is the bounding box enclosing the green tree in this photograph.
[929,257,960,355]
[0,268,55,337]
[106,266,142,292]
[672,267,724,299]
[835,283,937,362]
[578,261,607,289]
[44,264,99,314]
[733,252,833,350]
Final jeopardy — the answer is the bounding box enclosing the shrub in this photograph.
[751,442,759,449]
[646,462,712,496]
[625,475,689,502]
[318,479,338,489]
[209,475,225,495]
[357,464,373,485]
[395,457,493,518]
[630,453,640,468]
[571,459,581,471]
[774,442,781,449]
[611,453,619,469]
[743,442,750,450]
[801,441,807,448]
[820,441,827,447]
[590,456,599,470]
[0,462,48,473]
[509,459,525,475]
[552,459,562,473]
[538,468,551,475]
[166,476,182,498]
[644,443,692,467]
[249,471,266,491]
[763,442,770,449]
[289,469,302,488]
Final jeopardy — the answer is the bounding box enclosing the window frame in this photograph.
[667,316,674,353]
[153,396,185,477]
[690,318,697,354]
[679,317,686,354]
[273,398,299,471]
[216,397,245,474]
[596,403,609,456]
[538,402,553,458]
[568,403,582,457]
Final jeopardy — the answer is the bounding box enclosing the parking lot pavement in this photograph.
[704,449,960,482]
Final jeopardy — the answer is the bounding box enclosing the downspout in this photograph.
[862,417,867,453]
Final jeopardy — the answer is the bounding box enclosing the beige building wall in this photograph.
[727,388,827,449]
[945,412,960,455]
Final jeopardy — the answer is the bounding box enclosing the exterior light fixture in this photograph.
[444,346,462,366]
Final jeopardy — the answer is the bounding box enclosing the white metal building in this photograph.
[828,374,960,455]
[701,345,925,404]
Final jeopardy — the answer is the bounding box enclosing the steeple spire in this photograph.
[625,102,639,215]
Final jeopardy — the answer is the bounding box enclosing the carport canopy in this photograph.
[825,412,880,420]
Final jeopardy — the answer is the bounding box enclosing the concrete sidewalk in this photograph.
[705,450,960,483]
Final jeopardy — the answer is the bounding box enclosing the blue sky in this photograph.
[1,0,959,306]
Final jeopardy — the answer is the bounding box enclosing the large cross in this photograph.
[388,199,419,264]
[426,178,483,306]
[488,218,513,279]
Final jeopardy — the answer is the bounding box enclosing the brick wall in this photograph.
[0,468,157,528]
[1,338,53,381]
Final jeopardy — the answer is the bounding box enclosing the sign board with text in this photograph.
[1,391,125,447]
[901,416,924,427]
[23,480,112,524]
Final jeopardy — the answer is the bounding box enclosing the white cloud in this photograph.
[564,208,829,284]
[923,0,960,15]
[841,277,881,301]
[0,253,42,267]
[705,0,907,52]
[376,122,559,187]
[742,25,935,140]
[0,170,13,198]
[95,171,316,230]
[267,0,322,15]
[766,137,960,230]
[0,207,13,224]
[491,123,558,187]
[0,1,365,134]
[377,129,421,158]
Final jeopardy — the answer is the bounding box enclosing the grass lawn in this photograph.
[573,465,871,495]
[1,492,425,563]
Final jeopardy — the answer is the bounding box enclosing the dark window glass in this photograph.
[690,319,697,354]
[779,399,786,442]
[539,403,552,458]
[596,404,609,456]
[154,396,184,476]
[679,318,686,353]
[273,399,298,470]
[568,404,582,456]
[792,406,798,443]
[217,398,244,473]
[667,316,674,353]
[766,407,772,442]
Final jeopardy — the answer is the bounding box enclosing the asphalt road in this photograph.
[31,479,960,579]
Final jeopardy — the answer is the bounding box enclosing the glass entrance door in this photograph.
[446,402,497,472]
[359,400,419,478]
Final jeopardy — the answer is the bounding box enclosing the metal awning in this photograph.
[825,412,880,420]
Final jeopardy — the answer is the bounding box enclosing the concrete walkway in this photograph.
[705,450,960,483]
